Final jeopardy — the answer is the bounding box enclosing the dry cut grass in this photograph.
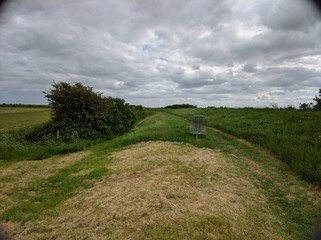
[6,141,320,239]
[0,151,89,218]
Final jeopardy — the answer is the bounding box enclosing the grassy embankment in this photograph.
[0,107,107,161]
[162,108,321,185]
[0,110,321,239]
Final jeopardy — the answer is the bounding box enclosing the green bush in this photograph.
[27,82,142,142]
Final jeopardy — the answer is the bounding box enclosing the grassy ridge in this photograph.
[162,108,321,185]
[1,111,320,239]
[1,112,216,223]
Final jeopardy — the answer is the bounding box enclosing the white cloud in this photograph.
[0,0,320,107]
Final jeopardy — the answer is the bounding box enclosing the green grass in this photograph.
[2,153,109,223]
[1,111,195,222]
[92,110,247,155]
[2,106,321,187]
[162,108,321,185]
[0,107,51,130]
[1,111,321,239]
[0,107,53,161]
[88,108,321,239]
[0,107,105,161]
[0,125,101,161]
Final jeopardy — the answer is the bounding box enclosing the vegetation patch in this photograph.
[0,111,320,239]
[0,82,146,161]
[2,140,320,239]
[0,150,109,224]
[29,81,145,142]
[164,104,197,109]
[0,107,50,131]
[163,108,321,185]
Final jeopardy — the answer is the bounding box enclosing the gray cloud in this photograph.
[192,65,200,70]
[242,63,257,73]
[0,0,320,107]
[259,0,319,31]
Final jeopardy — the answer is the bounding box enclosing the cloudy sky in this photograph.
[0,0,320,107]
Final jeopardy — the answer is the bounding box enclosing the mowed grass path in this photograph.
[0,107,50,130]
[1,111,321,239]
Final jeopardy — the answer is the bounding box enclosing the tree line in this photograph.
[299,88,321,110]
[165,104,197,109]
[1,103,50,108]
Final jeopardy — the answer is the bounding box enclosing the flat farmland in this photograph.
[0,107,51,130]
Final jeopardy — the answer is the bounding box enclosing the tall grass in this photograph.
[163,108,321,185]
[0,124,102,161]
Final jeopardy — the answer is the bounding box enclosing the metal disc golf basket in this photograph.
[190,115,205,140]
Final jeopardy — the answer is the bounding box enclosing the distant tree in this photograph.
[270,103,279,109]
[313,88,321,110]
[165,104,197,109]
[299,102,313,110]
[285,104,296,110]
[298,88,321,111]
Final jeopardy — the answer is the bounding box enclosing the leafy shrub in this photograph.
[27,82,143,142]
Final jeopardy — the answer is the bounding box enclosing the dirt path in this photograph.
[4,141,320,239]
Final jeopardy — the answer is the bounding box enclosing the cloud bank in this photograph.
[1,0,320,107]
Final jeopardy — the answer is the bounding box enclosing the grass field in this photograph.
[0,107,97,161]
[0,107,51,130]
[162,108,321,185]
[0,111,321,239]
